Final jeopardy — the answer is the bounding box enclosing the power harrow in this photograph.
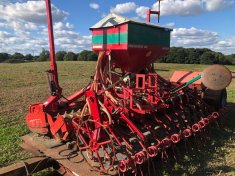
[24,0,232,175]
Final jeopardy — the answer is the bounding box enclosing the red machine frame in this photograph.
[25,0,229,175]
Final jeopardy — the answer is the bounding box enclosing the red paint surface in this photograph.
[170,71,202,85]
[91,24,128,35]
[96,45,169,72]
[92,43,128,50]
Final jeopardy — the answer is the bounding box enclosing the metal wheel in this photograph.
[76,115,118,175]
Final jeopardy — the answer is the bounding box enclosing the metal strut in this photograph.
[146,0,161,23]
[45,0,61,95]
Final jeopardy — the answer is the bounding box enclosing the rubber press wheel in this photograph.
[203,89,227,109]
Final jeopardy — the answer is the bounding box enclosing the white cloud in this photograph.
[89,3,99,10]
[0,31,13,38]
[54,22,74,31]
[110,2,138,14]
[0,21,39,33]
[111,0,233,19]
[151,0,234,17]
[0,21,92,54]
[136,6,149,18]
[24,22,38,30]
[0,1,91,54]
[171,27,219,47]
[170,27,235,54]
[212,37,235,54]
[0,1,68,24]
[0,0,22,5]
[55,30,79,38]
[165,22,175,28]
[35,21,92,53]
[205,0,234,11]
[156,0,202,16]
[54,31,92,51]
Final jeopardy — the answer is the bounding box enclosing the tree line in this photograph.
[0,49,98,63]
[0,47,234,65]
[158,47,235,65]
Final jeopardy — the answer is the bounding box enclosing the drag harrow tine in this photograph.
[192,123,201,133]
[134,151,147,165]
[183,128,192,138]
[170,133,181,144]
[119,159,129,173]
[147,146,158,157]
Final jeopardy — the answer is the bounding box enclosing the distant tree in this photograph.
[11,52,24,60]
[78,50,89,61]
[25,54,34,61]
[56,51,66,61]
[225,54,235,65]
[33,56,39,61]
[175,47,186,63]
[188,48,200,64]
[75,53,79,61]
[200,51,215,64]
[38,49,50,61]
[166,47,180,63]
[64,52,76,61]
[158,47,235,65]
[0,53,10,62]
[87,51,98,61]
[78,50,98,61]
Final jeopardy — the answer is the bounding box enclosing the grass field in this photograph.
[0,62,234,175]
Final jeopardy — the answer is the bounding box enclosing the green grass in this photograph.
[0,62,234,175]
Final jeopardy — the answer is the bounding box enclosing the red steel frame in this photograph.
[146,0,161,23]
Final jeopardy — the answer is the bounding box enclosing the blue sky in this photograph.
[0,0,235,55]
[55,0,235,38]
